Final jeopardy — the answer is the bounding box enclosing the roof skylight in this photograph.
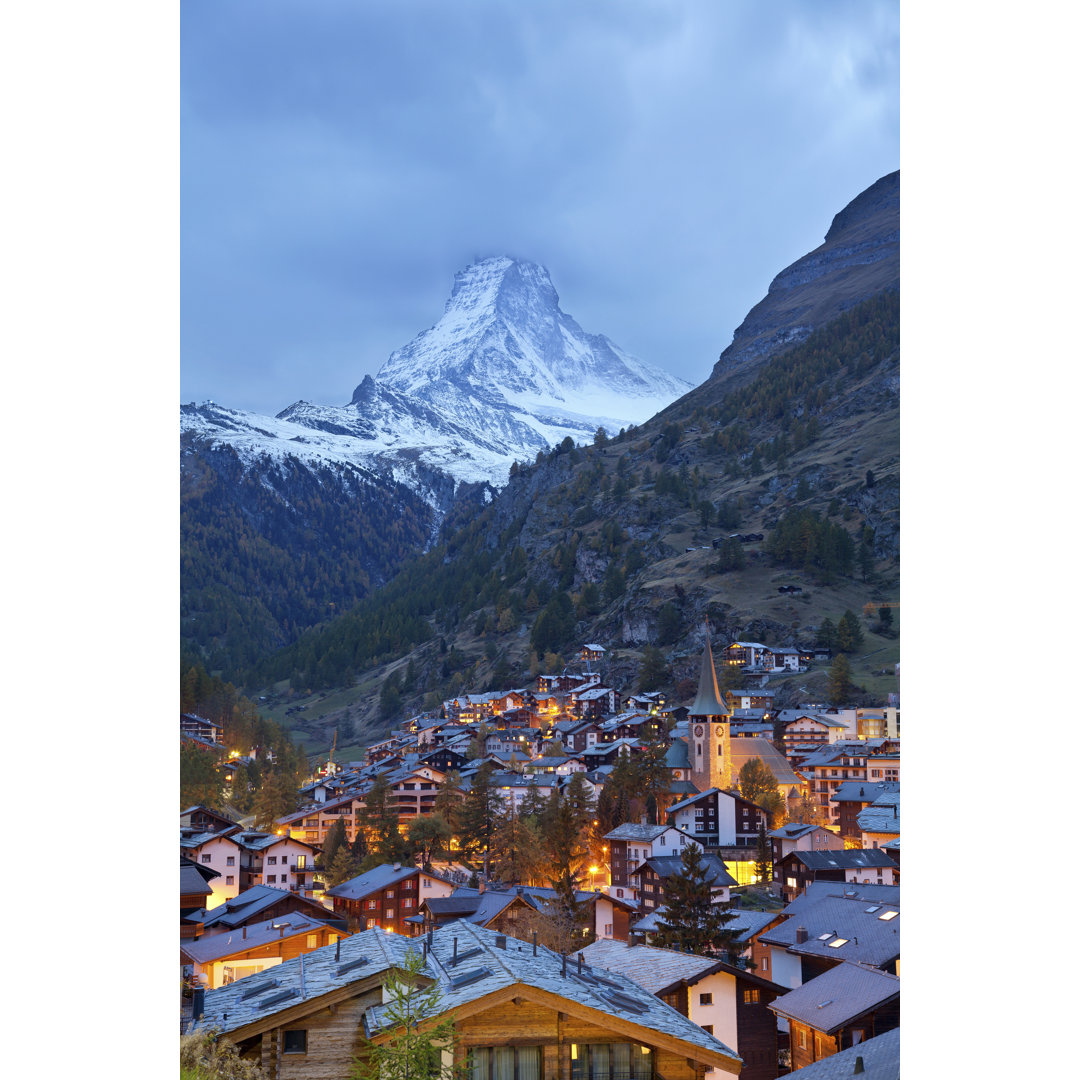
[827,938,849,948]
[878,910,898,921]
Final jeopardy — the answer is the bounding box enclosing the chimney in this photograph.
[853,1055,865,1074]
[192,988,205,1022]
[495,935,507,950]
[452,938,458,966]
[577,953,583,974]
[393,862,400,871]
[795,926,808,944]
[532,931,537,957]
[561,953,567,978]
[242,926,247,939]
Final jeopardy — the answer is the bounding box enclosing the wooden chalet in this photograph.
[629,854,737,915]
[181,913,344,989]
[192,922,744,1079]
[324,863,456,936]
[768,963,899,1071]
[181,712,224,744]
[774,849,899,903]
[181,805,240,833]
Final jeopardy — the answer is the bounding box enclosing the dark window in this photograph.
[699,992,713,1005]
[283,1030,307,1054]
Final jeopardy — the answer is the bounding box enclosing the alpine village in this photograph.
[181,173,902,1079]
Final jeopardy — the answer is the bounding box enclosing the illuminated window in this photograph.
[743,989,760,1003]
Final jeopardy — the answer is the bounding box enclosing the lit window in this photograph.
[879,910,898,921]
[307,934,318,948]
[827,938,848,948]
[743,989,760,1003]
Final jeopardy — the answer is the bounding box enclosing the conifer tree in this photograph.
[653,844,735,956]
[755,822,773,886]
[458,761,503,877]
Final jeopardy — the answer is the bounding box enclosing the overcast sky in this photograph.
[181,0,899,416]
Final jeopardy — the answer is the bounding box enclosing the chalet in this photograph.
[236,831,320,897]
[624,691,666,713]
[723,688,776,711]
[181,712,224,744]
[193,921,744,1079]
[573,684,620,720]
[580,643,606,668]
[775,711,847,757]
[276,793,368,846]
[774,849,899,903]
[798,743,899,827]
[181,805,240,833]
[768,963,900,1071]
[667,787,772,849]
[768,824,846,882]
[487,771,559,811]
[578,937,787,1080]
[190,885,346,939]
[604,823,700,900]
[416,885,602,947]
[856,707,900,740]
[419,745,468,774]
[630,854,737,913]
[324,863,456,935]
[723,642,772,669]
[830,781,899,841]
[181,913,344,990]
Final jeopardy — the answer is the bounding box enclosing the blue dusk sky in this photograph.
[181,0,899,416]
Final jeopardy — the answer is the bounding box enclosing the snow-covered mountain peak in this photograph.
[184,257,694,514]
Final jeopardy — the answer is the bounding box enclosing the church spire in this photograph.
[688,621,726,717]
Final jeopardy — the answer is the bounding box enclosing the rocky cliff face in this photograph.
[711,171,899,388]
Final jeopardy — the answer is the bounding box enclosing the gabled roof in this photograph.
[363,921,741,1073]
[196,886,338,930]
[784,849,897,871]
[857,799,901,835]
[181,914,333,964]
[325,863,418,900]
[768,962,899,1033]
[725,738,804,786]
[634,855,738,889]
[577,938,776,997]
[768,823,824,840]
[830,780,900,804]
[603,823,679,842]
[194,925,417,1037]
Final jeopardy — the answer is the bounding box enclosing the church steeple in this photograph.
[687,622,732,793]
[689,630,726,718]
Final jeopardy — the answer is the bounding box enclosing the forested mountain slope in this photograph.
[245,169,900,755]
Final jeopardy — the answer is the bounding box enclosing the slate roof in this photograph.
[631,904,775,944]
[780,1026,899,1079]
[325,863,418,900]
[604,823,675,842]
[181,860,217,896]
[363,921,741,1071]
[181,914,331,964]
[768,823,821,840]
[857,801,901,835]
[768,962,899,1033]
[194,924,416,1036]
[830,781,899,804]
[635,855,738,889]
[759,895,900,968]
[576,938,724,994]
[779,882,900,916]
[195,886,339,930]
[785,849,897,871]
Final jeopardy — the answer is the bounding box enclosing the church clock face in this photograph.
[694,725,704,737]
